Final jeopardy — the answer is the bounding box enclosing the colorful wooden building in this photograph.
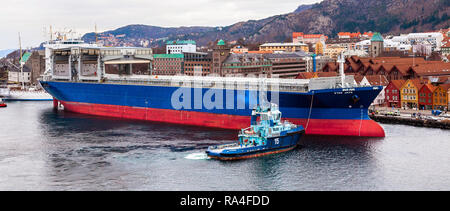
[400,79,425,109]
[432,84,450,110]
[385,80,405,108]
[418,84,435,110]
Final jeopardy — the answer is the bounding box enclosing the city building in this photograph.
[383,39,412,53]
[29,50,45,85]
[166,40,197,54]
[326,38,361,51]
[337,32,362,39]
[418,84,435,110]
[152,54,184,75]
[440,38,450,55]
[385,80,405,108]
[292,32,327,44]
[259,43,309,53]
[221,53,272,77]
[400,79,425,109]
[231,46,249,54]
[355,39,372,54]
[315,41,324,55]
[432,84,450,110]
[324,45,346,59]
[212,39,231,76]
[0,66,7,85]
[406,32,444,51]
[8,67,31,84]
[263,52,309,78]
[370,32,384,57]
[183,52,212,76]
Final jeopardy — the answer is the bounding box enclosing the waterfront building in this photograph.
[29,50,45,85]
[432,84,450,110]
[152,54,184,75]
[221,53,272,77]
[321,56,450,81]
[259,42,309,53]
[212,39,231,76]
[166,40,197,54]
[183,52,212,76]
[263,52,309,78]
[292,32,327,45]
[418,84,435,110]
[385,80,405,108]
[400,79,426,109]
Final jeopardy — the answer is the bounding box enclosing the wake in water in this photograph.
[185,152,210,160]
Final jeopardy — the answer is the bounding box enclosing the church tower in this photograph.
[370,32,384,58]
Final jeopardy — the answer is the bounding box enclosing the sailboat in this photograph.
[3,33,52,101]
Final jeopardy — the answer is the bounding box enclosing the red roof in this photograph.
[390,80,406,89]
[365,75,389,86]
[338,32,361,38]
[293,32,325,39]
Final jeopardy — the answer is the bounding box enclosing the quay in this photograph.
[370,107,450,129]
[370,115,450,129]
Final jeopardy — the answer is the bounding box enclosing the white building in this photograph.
[166,40,196,54]
[355,40,371,54]
[383,39,412,52]
[8,70,31,84]
[406,32,443,51]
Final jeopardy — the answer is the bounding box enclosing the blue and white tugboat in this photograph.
[206,104,305,160]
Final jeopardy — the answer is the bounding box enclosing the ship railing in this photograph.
[208,143,239,150]
[103,74,309,92]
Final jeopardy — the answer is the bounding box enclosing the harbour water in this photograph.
[0,101,449,191]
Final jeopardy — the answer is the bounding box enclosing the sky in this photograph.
[0,0,322,49]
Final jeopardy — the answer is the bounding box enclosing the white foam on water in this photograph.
[185,152,210,160]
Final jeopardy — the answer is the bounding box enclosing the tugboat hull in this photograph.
[206,129,304,161]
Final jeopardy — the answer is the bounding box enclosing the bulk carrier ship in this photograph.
[39,39,385,137]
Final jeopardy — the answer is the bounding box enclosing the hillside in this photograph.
[83,0,450,47]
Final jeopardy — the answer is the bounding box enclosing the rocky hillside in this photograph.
[83,0,450,47]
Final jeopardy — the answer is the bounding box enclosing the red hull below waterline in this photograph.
[59,100,385,137]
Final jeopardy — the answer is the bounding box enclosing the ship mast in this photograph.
[18,32,24,90]
[337,51,346,88]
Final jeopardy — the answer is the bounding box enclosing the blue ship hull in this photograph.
[39,80,385,137]
[206,127,304,160]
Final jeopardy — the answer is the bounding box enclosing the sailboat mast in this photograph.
[18,32,24,90]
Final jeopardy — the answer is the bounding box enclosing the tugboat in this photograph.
[0,98,6,108]
[206,104,305,160]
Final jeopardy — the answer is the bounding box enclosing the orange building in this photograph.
[292,32,327,44]
[432,84,450,110]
